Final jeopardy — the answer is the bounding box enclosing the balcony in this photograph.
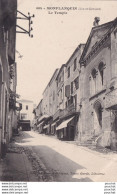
[53,103,78,121]
[53,109,61,121]
[60,103,76,118]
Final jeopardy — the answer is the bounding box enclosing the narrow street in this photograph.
[1,130,117,182]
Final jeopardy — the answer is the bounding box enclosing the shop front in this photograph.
[43,124,50,134]
[51,122,56,135]
[56,116,76,141]
[37,121,44,133]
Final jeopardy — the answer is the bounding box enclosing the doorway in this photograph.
[94,101,103,134]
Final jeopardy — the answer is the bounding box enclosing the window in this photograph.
[65,85,70,97]
[68,98,71,106]
[74,77,79,90]
[91,69,97,79]
[49,94,52,105]
[53,91,55,101]
[21,113,27,120]
[74,94,77,109]
[74,58,77,71]
[68,67,70,78]
[71,96,73,104]
[98,62,105,86]
[59,89,63,104]
[90,63,105,96]
[26,105,28,110]
[71,82,73,94]
[68,96,73,106]
[58,76,61,83]
[91,68,97,95]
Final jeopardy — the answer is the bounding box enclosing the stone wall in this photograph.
[78,36,117,148]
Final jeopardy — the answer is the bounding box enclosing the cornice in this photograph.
[80,17,117,66]
[81,31,111,66]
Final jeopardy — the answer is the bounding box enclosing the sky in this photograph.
[16,0,117,105]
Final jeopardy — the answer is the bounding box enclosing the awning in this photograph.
[37,121,44,128]
[51,122,56,127]
[39,114,49,122]
[43,124,50,129]
[56,116,74,131]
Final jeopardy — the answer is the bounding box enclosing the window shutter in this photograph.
[65,85,70,97]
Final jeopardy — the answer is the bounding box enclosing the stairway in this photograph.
[77,134,101,148]
[65,134,113,153]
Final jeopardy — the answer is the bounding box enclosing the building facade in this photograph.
[36,69,59,134]
[34,17,117,150]
[0,0,17,158]
[79,17,117,150]
[18,99,34,130]
[56,45,85,140]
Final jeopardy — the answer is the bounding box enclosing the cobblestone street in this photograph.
[0,130,117,182]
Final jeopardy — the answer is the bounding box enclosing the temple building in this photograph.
[79,17,117,150]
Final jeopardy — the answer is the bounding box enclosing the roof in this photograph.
[66,44,85,67]
[37,99,43,108]
[18,99,33,103]
[56,64,66,80]
[79,17,117,64]
[48,68,59,86]
[43,68,59,95]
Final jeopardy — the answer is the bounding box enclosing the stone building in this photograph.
[43,85,50,116]
[18,99,34,121]
[0,0,17,158]
[52,64,66,133]
[56,65,66,111]
[48,69,59,134]
[36,69,59,134]
[79,17,117,150]
[34,17,117,150]
[37,99,43,118]
[49,69,59,117]
[56,45,85,140]
[18,99,34,130]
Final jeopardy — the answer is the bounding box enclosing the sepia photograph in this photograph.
[0,0,117,190]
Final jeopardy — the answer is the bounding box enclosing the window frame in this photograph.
[68,67,70,78]
[74,58,77,71]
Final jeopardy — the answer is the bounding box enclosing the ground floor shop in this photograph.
[56,115,78,141]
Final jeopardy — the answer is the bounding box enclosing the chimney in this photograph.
[93,17,100,27]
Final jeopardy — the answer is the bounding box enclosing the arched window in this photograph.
[98,62,105,86]
[92,68,97,79]
[91,68,97,95]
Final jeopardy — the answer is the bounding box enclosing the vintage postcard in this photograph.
[0,0,117,193]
